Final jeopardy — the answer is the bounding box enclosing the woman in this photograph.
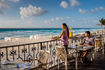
[55,23,69,54]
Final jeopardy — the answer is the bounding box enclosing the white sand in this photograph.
[0,36,53,47]
[0,30,103,47]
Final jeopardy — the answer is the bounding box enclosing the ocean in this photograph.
[0,28,100,40]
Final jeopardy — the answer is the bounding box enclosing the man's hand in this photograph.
[86,42,95,47]
[78,43,84,48]
[80,42,84,45]
[86,43,90,46]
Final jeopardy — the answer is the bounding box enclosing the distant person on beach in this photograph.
[53,23,69,54]
[69,27,73,37]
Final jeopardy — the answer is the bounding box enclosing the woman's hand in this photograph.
[52,36,60,40]
[52,30,64,40]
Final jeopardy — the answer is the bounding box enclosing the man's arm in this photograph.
[86,42,94,46]
[92,38,95,46]
[87,38,95,46]
[79,38,85,45]
[92,42,95,46]
[80,42,84,45]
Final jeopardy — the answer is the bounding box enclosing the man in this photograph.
[80,31,95,62]
[80,31,95,47]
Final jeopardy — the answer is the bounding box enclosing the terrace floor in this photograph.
[51,51,105,70]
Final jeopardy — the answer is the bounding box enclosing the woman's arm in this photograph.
[59,30,64,38]
[54,30,64,40]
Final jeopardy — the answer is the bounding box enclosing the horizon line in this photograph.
[0,27,100,29]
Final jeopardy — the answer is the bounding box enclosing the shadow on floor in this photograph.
[51,52,105,70]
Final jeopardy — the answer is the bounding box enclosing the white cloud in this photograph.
[60,0,80,8]
[0,0,21,14]
[44,16,71,24]
[20,5,47,19]
[60,1,68,8]
[90,8,98,13]
[56,17,64,21]
[78,8,88,13]
[9,0,20,2]
[50,18,54,22]
[0,0,9,14]
[56,17,60,21]
[66,16,71,19]
[0,18,44,28]
[79,6,105,14]
[99,6,105,10]
[70,0,80,7]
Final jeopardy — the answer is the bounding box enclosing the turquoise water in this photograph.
[0,28,100,40]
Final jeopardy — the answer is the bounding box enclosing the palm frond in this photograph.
[99,18,105,26]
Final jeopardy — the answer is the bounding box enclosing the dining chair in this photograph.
[56,46,76,70]
[24,50,50,70]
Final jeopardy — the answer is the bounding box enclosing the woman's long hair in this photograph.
[62,23,69,38]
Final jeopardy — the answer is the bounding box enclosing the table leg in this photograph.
[0,54,1,68]
[102,47,104,55]
[75,51,78,70]
[90,49,94,62]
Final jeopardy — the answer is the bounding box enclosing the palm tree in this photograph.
[98,18,105,34]
[99,18,105,29]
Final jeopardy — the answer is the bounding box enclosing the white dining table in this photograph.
[69,46,95,70]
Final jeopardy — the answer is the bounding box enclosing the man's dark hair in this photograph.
[85,31,90,36]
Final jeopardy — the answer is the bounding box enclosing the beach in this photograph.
[0,28,100,47]
[0,28,99,40]
[0,29,102,47]
[0,36,53,47]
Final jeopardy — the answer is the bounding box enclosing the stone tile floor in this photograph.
[51,51,105,70]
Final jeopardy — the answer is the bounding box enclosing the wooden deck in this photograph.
[51,51,105,70]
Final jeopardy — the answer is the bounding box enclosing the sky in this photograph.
[0,0,105,28]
